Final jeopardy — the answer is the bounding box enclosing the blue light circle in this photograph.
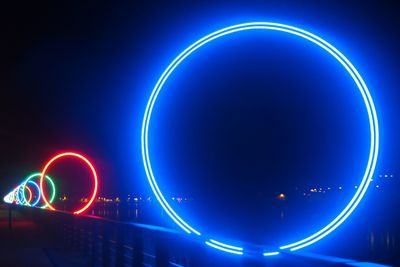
[22,180,41,207]
[141,22,379,255]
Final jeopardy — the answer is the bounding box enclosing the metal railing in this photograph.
[8,205,251,267]
[5,205,394,267]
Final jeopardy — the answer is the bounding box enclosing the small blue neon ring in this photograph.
[22,180,41,207]
[141,22,379,255]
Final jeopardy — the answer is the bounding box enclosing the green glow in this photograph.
[19,173,57,208]
[41,175,56,209]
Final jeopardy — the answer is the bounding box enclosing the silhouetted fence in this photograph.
[8,205,262,267]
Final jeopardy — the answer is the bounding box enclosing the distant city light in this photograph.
[277,193,286,200]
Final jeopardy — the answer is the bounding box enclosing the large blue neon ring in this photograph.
[141,22,379,255]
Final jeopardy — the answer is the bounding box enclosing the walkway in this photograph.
[0,204,89,267]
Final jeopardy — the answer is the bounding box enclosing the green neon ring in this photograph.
[21,173,56,208]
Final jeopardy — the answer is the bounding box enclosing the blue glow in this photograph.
[209,239,243,251]
[205,241,244,255]
[5,173,55,207]
[141,22,379,254]
[16,185,26,205]
[22,181,41,207]
[293,251,392,266]
[263,251,280,256]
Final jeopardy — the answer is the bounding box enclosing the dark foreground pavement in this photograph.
[0,204,89,267]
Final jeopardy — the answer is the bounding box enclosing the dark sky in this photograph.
[1,0,399,245]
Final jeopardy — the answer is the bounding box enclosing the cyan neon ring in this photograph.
[141,22,379,255]
[3,173,57,207]
[21,173,56,208]
[16,184,27,205]
[22,180,40,207]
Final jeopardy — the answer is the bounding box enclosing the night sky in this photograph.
[1,1,400,246]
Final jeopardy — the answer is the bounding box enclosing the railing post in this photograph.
[73,225,79,250]
[102,223,110,267]
[115,223,125,267]
[186,239,209,266]
[91,221,99,266]
[78,222,85,253]
[155,233,169,267]
[83,220,91,256]
[132,228,143,267]
[63,223,70,248]
[8,204,12,230]
[66,224,73,248]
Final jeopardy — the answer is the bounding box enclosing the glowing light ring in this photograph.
[141,22,379,255]
[22,181,41,207]
[11,188,19,204]
[20,173,55,208]
[205,241,244,255]
[264,251,280,257]
[3,191,14,204]
[41,175,56,209]
[14,186,23,205]
[40,152,99,215]
[25,185,33,204]
[16,185,27,205]
[3,174,56,207]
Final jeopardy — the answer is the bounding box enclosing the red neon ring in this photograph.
[40,152,99,214]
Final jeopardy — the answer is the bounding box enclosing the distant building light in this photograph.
[277,193,286,200]
[375,185,380,188]
[354,186,358,189]
[339,187,342,190]
[384,175,388,178]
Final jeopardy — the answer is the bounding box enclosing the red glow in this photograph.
[40,152,99,215]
